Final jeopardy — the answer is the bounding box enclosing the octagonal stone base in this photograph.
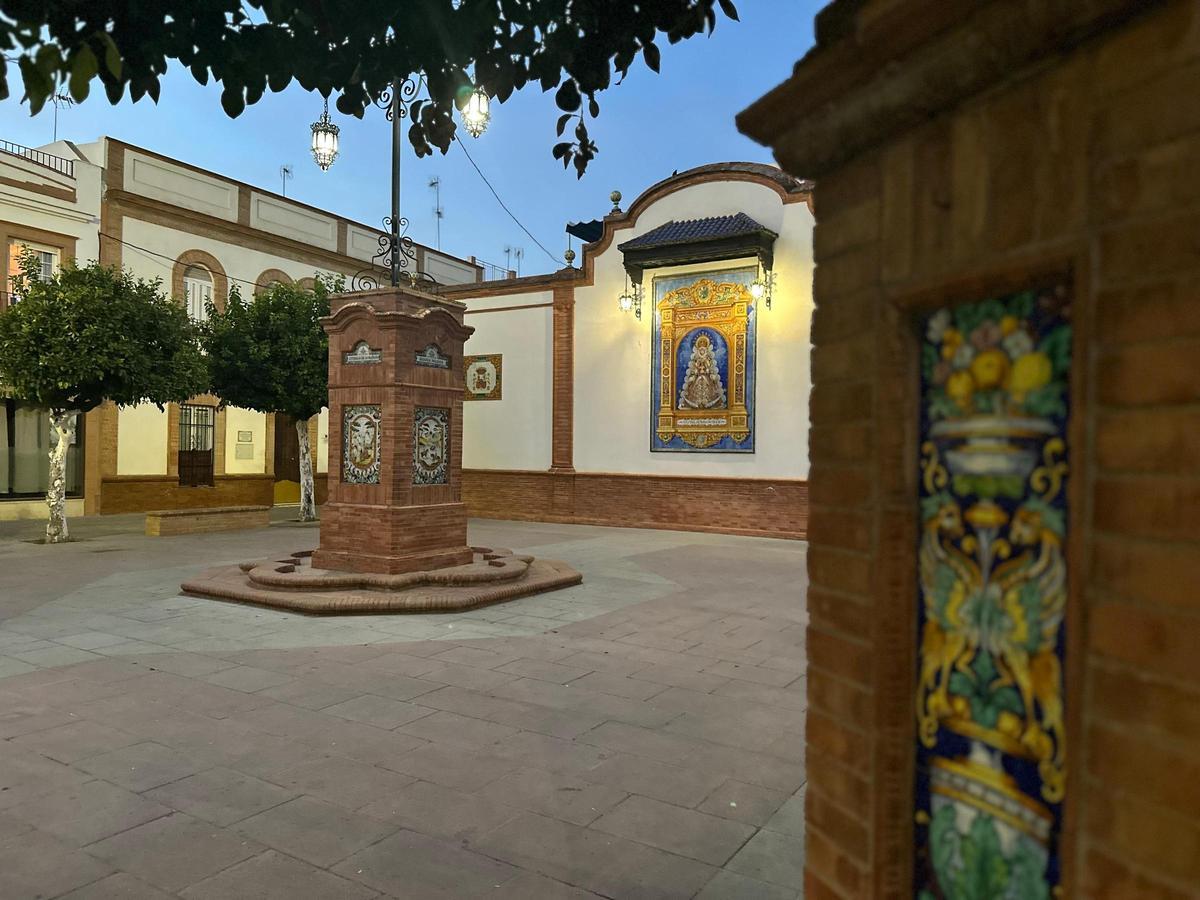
[181,547,582,615]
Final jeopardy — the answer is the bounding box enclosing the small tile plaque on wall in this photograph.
[464,354,502,401]
[342,404,382,484]
[413,407,449,485]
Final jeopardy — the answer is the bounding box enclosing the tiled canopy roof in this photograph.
[618,213,775,251]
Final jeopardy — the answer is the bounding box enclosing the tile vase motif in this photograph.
[464,354,502,401]
[413,406,449,485]
[914,281,1071,899]
[342,405,382,484]
[651,268,756,452]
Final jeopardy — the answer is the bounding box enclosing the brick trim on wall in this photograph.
[0,221,79,309]
[170,249,229,310]
[254,268,293,294]
[551,283,575,472]
[463,469,807,540]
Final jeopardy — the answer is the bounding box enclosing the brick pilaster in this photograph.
[550,281,575,473]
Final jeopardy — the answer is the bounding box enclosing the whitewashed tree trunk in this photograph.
[46,410,74,544]
[296,416,316,522]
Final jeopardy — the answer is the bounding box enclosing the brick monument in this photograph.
[739,1,1200,897]
[182,285,582,612]
[312,286,475,574]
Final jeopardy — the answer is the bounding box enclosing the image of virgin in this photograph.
[676,327,729,411]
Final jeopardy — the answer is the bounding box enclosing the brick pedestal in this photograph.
[312,286,475,575]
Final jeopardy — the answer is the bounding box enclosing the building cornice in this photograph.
[438,162,811,300]
[105,188,389,280]
[102,137,482,276]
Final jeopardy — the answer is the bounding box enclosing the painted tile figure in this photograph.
[342,405,382,484]
[413,406,449,485]
[651,268,756,451]
[677,333,726,409]
[464,354,502,401]
[914,282,1071,899]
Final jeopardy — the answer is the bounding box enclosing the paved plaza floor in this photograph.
[0,514,806,899]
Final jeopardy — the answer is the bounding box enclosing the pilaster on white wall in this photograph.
[461,293,554,471]
[116,403,168,475]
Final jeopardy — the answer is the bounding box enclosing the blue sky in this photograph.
[1,1,821,275]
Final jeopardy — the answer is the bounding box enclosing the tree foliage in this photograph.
[202,279,333,422]
[0,258,206,414]
[0,0,738,176]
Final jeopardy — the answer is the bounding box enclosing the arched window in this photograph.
[183,265,213,322]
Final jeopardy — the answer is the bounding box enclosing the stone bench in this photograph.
[145,505,270,537]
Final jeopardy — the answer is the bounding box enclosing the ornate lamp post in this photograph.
[312,79,491,288]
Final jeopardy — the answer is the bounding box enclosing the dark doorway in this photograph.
[178,405,215,487]
[273,413,301,503]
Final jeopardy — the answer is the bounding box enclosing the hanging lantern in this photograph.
[618,276,643,320]
[750,266,777,310]
[460,87,491,138]
[310,98,340,171]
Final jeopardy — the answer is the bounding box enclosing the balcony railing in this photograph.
[0,139,75,178]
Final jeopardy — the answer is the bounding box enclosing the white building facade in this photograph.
[440,163,814,540]
[1,136,482,518]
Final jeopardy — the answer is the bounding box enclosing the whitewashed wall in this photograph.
[573,181,814,478]
[461,292,554,470]
[116,404,168,475]
[454,177,814,481]
[224,408,267,474]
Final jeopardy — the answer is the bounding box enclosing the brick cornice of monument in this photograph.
[735,0,1164,177]
[322,299,474,341]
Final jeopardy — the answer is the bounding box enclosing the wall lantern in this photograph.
[618,276,643,320]
[460,87,491,138]
[310,97,340,171]
[751,264,777,310]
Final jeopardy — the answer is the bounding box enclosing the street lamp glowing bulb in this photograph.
[618,292,634,312]
[461,88,491,138]
[310,98,340,171]
[750,280,766,300]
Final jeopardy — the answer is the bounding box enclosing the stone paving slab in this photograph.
[0,518,804,898]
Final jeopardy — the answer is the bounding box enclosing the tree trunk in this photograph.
[295,416,316,522]
[46,410,74,544]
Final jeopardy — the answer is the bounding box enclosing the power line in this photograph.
[453,135,563,268]
[99,232,338,292]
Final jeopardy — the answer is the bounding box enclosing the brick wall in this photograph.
[99,474,274,514]
[740,1,1200,896]
[463,469,807,540]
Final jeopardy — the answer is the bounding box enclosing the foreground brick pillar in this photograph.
[740,1,1200,897]
[313,286,475,574]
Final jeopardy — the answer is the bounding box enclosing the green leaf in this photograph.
[718,0,740,22]
[220,87,245,118]
[642,41,661,73]
[100,33,123,79]
[1039,324,1072,378]
[69,45,98,102]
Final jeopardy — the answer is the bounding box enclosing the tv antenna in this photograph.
[280,164,294,197]
[50,91,73,142]
[429,177,443,250]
